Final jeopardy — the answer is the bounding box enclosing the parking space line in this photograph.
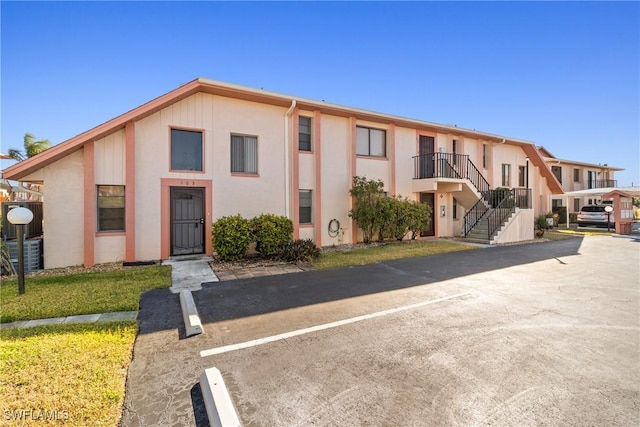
[200,291,471,357]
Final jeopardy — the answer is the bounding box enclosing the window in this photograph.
[587,171,596,189]
[453,198,458,220]
[501,164,511,187]
[552,199,562,209]
[518,165,526,187]
[452,139,458,165]
[299,116,311,151]
[171,129,203,171]
[231,134,258,174]
[299,190,312,224]
[356,126,386,157]
[574,198,580,213]
[573,168,581,183]
[482,144,487,169]
[97,185,125,232]
[552,165,562,184]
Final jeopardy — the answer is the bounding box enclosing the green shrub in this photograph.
[535,214,550,230]
[349,176,386,244]
[212,215,253,261]
[251,214,293,259]
[569,212,578,223]
[553,206,567,224]
[276,239,320,263]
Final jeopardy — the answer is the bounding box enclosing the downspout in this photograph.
[284,100,296,219]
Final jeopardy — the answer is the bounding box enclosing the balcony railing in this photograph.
[413,152,490,196]
[587,179,617,189]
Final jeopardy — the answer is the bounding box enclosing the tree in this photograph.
[8,133,51,162]
[348,176,385,244]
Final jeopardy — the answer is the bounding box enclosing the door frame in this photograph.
[160,178,213,259]
[419,192,437,237]
[170,186,206,256]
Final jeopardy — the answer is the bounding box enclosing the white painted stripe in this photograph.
[200,292,470,357]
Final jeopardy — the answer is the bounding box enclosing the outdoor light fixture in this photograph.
[604,205,613,232]
[6,206,34,295]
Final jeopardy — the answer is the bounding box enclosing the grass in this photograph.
[0,266,171,323]
[311,239,477,270]
[0,321,137,426]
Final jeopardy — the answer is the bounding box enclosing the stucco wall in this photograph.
[319,115,351,246]
[41,151,85,268]
[494,209,535,244]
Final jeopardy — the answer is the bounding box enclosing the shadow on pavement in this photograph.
[189,383,210,427]
[137,237,584,335]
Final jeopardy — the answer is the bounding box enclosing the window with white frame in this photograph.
[299,190,312,224]
[501,164,511,187]
[356,126,386,157]
[97,185,125,232]
[231,134,258,174]
[299,116,311,151]
[171,129,203,171]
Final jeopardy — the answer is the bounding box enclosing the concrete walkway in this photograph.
[0,311,137,329]
[162,255,219,293]
[1,256,219,330]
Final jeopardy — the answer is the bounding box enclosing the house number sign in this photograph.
[180,180,197,186]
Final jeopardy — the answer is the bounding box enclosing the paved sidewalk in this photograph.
[0,311,137,330]
[215,263,305,281]
[162,256,219,293]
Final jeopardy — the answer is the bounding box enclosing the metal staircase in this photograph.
[413,152,531,243]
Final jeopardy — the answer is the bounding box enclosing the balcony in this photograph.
[587,179,617,189]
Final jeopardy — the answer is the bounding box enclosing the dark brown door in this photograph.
[420,192,435,237]
[170,187,205,256]
[418,135,435,178]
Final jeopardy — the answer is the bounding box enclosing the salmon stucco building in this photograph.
[2,78,568,269]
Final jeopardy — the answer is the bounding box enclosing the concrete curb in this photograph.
[179,289,203,337]
[200,367,241,427]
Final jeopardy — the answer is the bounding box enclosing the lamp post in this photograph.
[604,205,613,233]
[7,207,34,295]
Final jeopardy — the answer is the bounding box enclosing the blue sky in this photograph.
[1,1,639,185]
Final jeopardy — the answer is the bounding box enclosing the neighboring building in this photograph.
[537,146,623,212]
[2,78,564,269]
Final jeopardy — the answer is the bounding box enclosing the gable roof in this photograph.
[1,77,564,194]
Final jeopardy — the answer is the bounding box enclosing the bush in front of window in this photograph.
[275,239,320,263]
[251,214,293,259]
[212,215,253,261]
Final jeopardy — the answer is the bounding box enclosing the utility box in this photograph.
[1,201,44,240]
[6,238,43,272]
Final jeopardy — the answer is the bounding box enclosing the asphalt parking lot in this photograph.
[121,235,639,426]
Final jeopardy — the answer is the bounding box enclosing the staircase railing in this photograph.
[485,188,532,240]
[463,199,489,237]
[465,157,490,199]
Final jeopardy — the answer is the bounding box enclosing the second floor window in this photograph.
[502,164,511,187]
[299,116,311,151]
[356,126,386,157]
[171,129,203,171]
[231,134,258,174]
[518,166,526,187]
[552,166,562,184]
[573,168,581,183]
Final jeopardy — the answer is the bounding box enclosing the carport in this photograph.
[559,186,640,231]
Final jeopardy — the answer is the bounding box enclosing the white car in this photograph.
[577,205,614,228]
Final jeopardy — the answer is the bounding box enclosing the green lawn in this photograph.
[0,321,137,426]
[312,239,477,270]
[0,265,171,323]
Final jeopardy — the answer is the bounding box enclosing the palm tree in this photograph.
[8,133,51,161]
